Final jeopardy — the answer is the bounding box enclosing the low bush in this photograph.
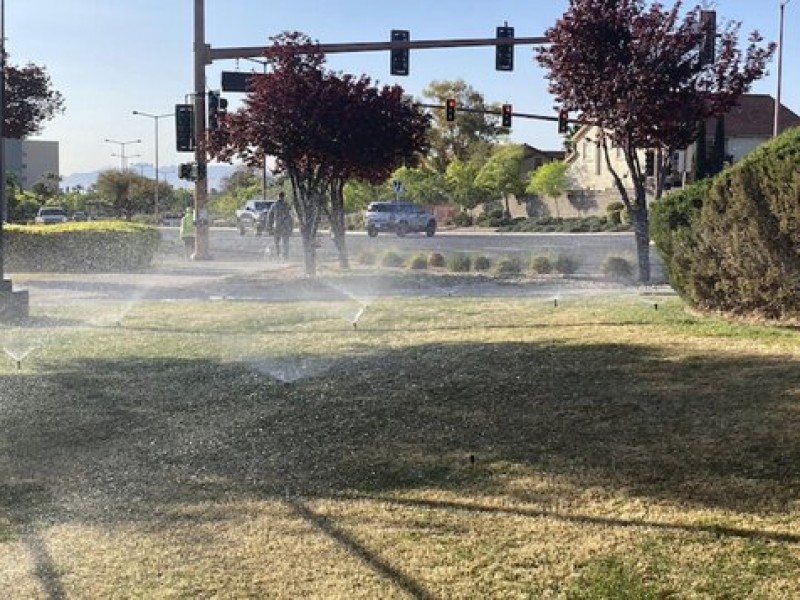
[530,255,553,275]
[407,254,428,270]
[494,256,523,276]
[448,253,472,273]
[553,254,578,275]
[473,255,491,271]
[5,221,161,272]
[452,212,474,227]
[606,201,625,225]
[380,250,405,268]
[428,252,446,268]
[602,256,634,280]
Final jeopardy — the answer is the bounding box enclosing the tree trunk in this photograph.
[629,202,651,284]
[329,181,349,269]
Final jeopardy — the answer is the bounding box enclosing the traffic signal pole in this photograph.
[192,0,211,260]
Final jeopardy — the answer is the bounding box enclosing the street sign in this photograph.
[221,71,264,93]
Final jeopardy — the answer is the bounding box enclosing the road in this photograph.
[163,227,666,281]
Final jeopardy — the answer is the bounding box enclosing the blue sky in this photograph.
[8,1,798,176]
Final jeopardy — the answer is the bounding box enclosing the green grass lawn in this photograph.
[1,293,799,598]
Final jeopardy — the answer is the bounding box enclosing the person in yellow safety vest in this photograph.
[179,206,196,260]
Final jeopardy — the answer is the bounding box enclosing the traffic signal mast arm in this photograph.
[206,35,547,63]
[418,103,578,125]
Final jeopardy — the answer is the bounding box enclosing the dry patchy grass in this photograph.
[1,292,800,597]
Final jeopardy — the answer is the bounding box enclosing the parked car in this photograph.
[34,207,68,225]
[365,202,437,237]
[71,211,88,222]
[236,199,275,235]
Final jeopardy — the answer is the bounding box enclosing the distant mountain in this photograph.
[62,163,245,193]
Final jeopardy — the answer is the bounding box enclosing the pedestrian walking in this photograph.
[179,206,196,260]
[267,192,294,259]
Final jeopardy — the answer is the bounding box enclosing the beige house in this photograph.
[547,94,800,218]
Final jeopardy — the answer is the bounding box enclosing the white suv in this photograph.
[35,207,68,225]
[365,202,436,238]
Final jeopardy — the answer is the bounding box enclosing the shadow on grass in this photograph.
[2,340,799,522]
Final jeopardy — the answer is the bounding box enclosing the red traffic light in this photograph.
[558,109,569,134]
[445,98,457,122]
[501,104,512,127]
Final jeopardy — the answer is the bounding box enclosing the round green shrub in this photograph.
[428,252,446,268]
[407,254,428,270]
[602,256,633,280]
[494,256,523,276]
[473,255,491,271]
[380,250,405,268]
[553,254,578,275]
[530,255,553,275]
[448,253,471,273]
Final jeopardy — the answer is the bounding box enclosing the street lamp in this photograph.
[773,0,794,137]
[105,138,141,170]
[132,110,173,221]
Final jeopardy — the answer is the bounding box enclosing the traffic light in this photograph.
[496,25,514,71]
[175,104,195,152]
[557,109,569,134]
[501,104,513,127]
[178,163,196,181]
[207,91,227,131]
[699,10,716,65]
[644,151,655,177]
[445,98,456,122]
[390,29,410,76]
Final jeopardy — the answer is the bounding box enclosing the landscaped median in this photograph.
[3,221,161,272]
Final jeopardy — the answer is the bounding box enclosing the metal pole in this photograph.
[0,0,6,280]
[105,138,141,170]
[193,0,210,259]
[133,111,172,221]
[773,0,792,137]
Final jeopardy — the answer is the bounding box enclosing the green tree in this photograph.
[445,152,492,209]
[391,166,448,205]
[474,145,527,218]
[422,79,504,175]
[527,161,569,218]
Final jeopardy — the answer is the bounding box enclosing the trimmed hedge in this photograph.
[5,221,161,272]
[651,126,800,319]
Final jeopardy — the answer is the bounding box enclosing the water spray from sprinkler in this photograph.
[352,304,367,330]
[3,346,37,370]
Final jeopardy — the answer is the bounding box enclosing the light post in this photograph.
[105,138,141,170]
[773,0,794,137]
[132,110,173,221]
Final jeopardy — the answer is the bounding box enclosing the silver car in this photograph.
[365,202,437,238]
